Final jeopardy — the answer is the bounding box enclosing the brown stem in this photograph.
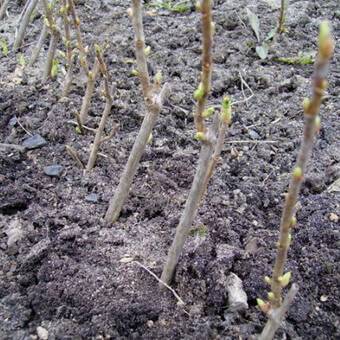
[68,0,99,123]
[86,51,114,171]
[194,0,213,134]
[160,0,221,286]
[61,0,74,97]
[43,33,58,81]
[270,22,334,307]
[105,0,168,223]
[65,145,84,169]
[105,83,170,223]
[0,0,10,19]
[68,0,89,75]
[130,0,151,98]
[79,59,100,124]
[199,119,229,202]
[28,22,48,67]
[160,133,215,285]
[278,0,287,34]
[259,284,299,340]
[73,111,84,134]
[42,0,60,81]
[13,0,39,50]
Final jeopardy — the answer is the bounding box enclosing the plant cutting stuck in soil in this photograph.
[0,0,339,339]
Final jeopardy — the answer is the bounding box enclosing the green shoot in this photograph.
[149,0,191,13]
[275,52,314,65]
[0,38,9,56]
[258,21,334,340]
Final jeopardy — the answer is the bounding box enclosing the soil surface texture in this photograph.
[0,0,339,339]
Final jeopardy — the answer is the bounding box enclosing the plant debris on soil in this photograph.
[0,1,339,339]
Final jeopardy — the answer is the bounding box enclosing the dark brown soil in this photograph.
[0,0,339,339]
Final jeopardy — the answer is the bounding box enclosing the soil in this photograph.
[0,0,339,339]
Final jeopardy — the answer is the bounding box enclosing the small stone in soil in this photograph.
[36,326,48,340]
[44,165,63,177]
[248,129,260,140]
[9,116,18,126]
[85,193,98,203]
[329,213,339,223]
[22,134,47,150]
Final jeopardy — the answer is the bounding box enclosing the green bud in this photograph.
[51,59,58,78]
[44,17,50,27]
[288,233,292,245]
[221,96,232,124]
[154,70,163,85]
[131,69,139,77]
[315,116,321,132]
[264,276,272,285]
[202,107,215,118]
[267,292,275,301]
[303,98,311,114]
[319,21,330,46]
[319,21,334,59]
[290,216,297,228]
[256,298,270,313]
[88,71,94,80]
[144,46,151,56]
[195,1,201,12]
[147,133,153,144]
[211,22,216,35]
[194,83,204,101]
[195,132,206,141]
[80,57,86,67]
[256,298,265,307]
[75,126,81,134]
[278,272,291,288]
[292,166,303,180]
[222,96,231,110]
[95,44,101,55]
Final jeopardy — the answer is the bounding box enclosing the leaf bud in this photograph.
[292,166,303,180]
[278,272,291,288]
[195,132,207,142]
[194,83,204,101]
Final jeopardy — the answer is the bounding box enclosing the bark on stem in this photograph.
[68,0,89,75]
[86,51,114,171]
[61,0,74,97]
[278,0,288,34]
[270,22,334,308]
[13,0,39,50]
[199,121,228,200]
[194,0,212,134]
[105,83,170,223]
[79,59,100,124]
[43,33,58,81]
[130,0,151,98]
[0,0,10,20]
[67,0,98,123]
[259,284,298,340]
[42,0,60,81]
[160,0,219,286]
[160,137,215,285]
[28,23,48,67]
[105,0,167,223]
